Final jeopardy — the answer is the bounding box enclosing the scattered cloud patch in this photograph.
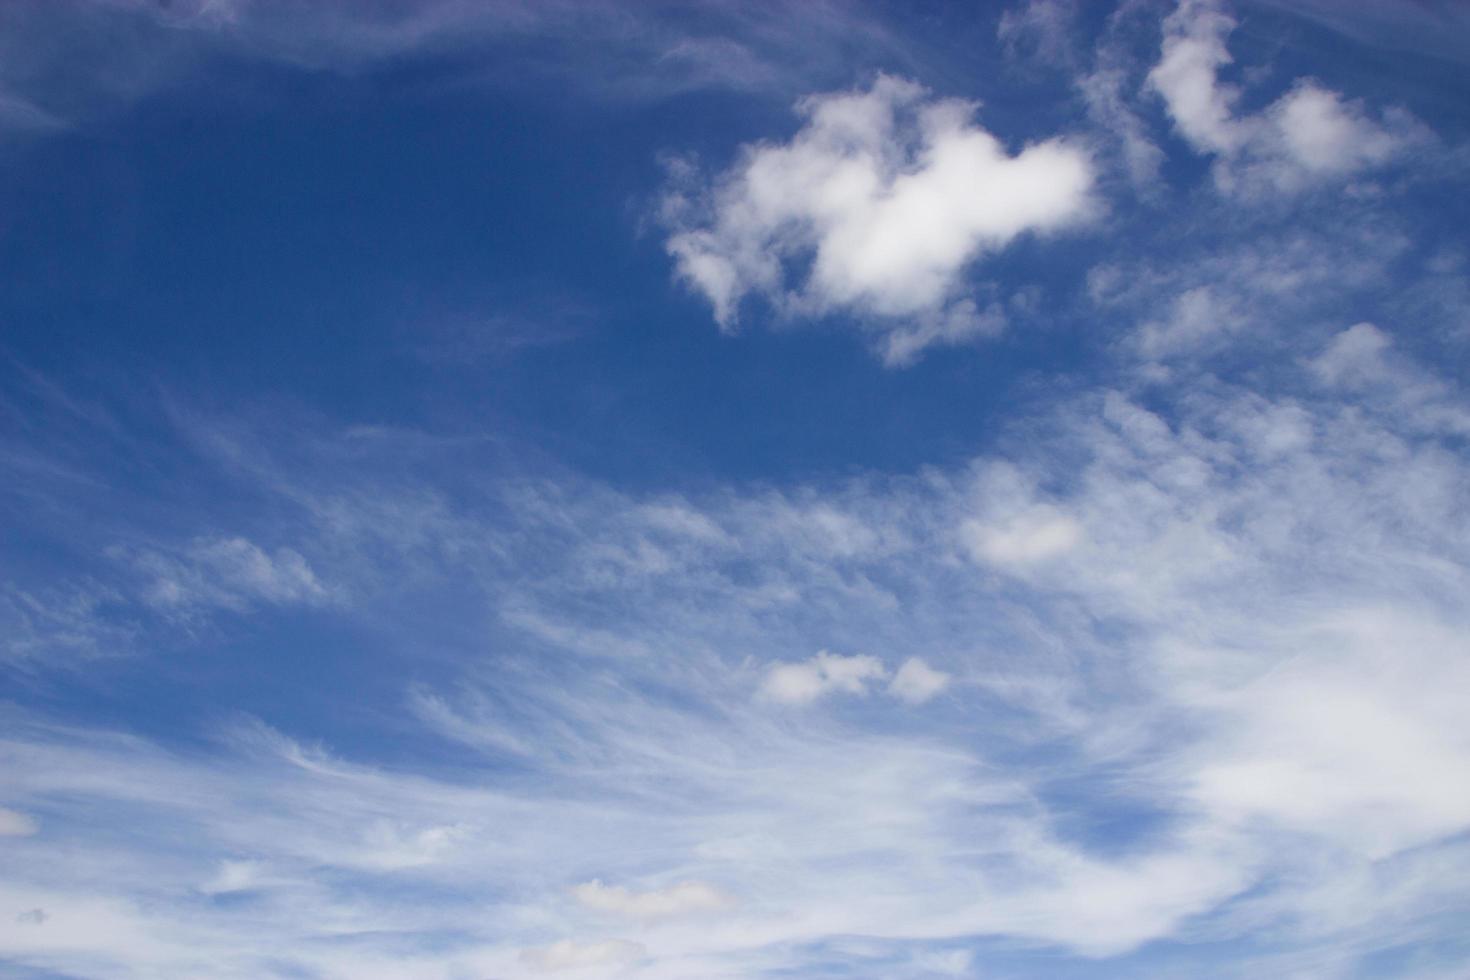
[662,74,1094,364]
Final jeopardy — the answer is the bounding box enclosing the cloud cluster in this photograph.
[663,74,1093,364]
[1148,0,1424,195]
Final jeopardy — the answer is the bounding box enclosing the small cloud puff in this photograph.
[761,651,950,705]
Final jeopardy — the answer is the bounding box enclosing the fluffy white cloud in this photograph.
[571,879,733,921]
[663,74,1093,364]
[1148,0,1423,195]
[761,650,887,704]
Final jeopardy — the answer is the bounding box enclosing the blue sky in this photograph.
[2,1,1470,977]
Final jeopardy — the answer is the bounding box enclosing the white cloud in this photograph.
[1308,323,1470,434]
[959,465,1083,567]
[1148,0,1244,156]
[1148,0,1424,195]
[0,807,39,836]
[1179,610,1470,859]
[134,536,329,614]
[761,651,887,704]
[911,947,973,976]
[1130,285,1243,361]
[1079,64,1165,190]
[571,879,734,921]
[962,507,1082,566]
[663,74,1093,364]
[762,653,950,707]
[998,0,1077,67]
[1269,81,1405,176]
[198,859,265,896]
[1309,321,1391,386]
[520,938,645,973]
[887,658,951,704]
[1088,209,1418,363]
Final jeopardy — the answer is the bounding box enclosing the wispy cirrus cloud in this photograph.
[3,316,1468,975]
[0,0,920,138]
